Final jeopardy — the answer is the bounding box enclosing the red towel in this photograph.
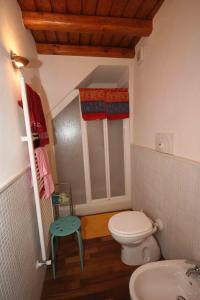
[18,83,49,147]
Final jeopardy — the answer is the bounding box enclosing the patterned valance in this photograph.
[79,88,129,121]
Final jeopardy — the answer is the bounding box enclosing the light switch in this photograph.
[155,133,174,154]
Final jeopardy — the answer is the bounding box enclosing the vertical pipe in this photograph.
[19,72,46,261]
[129,62,134,145]
[103,119,111,199]
[123,119,131,202]
[79,93,92,203]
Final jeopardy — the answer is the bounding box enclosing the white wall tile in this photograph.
[132,145,200,261]
[0,170,51,300]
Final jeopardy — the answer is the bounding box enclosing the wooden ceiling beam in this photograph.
[37,43,135,58]
[23,12,152,37]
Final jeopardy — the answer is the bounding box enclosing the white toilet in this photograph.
[108,211,161,266]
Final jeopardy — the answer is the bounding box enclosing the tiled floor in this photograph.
[41,236,136,300]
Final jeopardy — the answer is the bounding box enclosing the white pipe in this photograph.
[103,119,111,199]
[152,219,164,234]
[36,260,51,269]
[19,72,46,262]
[79,93,92,203]
[151,225,158,235]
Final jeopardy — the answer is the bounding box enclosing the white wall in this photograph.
[39,55,133,113]
[133,0,200,162]
[0,0,40,186]
[39,55,134,212]
[132,145,200,261]
[0,170,45,300]
[0,1,47,299]
[132,0,200,261]
[39,56,134,175]
[117,69,129,88]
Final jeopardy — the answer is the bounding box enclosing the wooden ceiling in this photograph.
[18,0,164,58]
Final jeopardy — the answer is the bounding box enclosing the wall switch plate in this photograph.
[155,133,174,154]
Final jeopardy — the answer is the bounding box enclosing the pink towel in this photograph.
[35,147,54,198]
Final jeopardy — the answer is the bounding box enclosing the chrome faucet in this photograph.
[185,260,200,278]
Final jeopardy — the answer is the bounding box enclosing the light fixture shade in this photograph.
[10,51,29,69]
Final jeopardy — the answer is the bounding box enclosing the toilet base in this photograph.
[121,236,160,266]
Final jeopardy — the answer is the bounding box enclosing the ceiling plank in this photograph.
[37,43,135,58]
[50,0,69,44]
[90,32,103,46]
[23,12,152,37]
[96,0,113,16]
[109,0,128,17]
[18,0,36,11]
[80,0,98,46]
[135,0,158,18]
[111,35,124,47]
[80,33,91,45]
[45,31,57,43]
[34,0,52,12]
[56,32,69,44]
[51,0,67,13]
[133,0,165,48]
[147,0,165,19]
[101,33,113,47]
[32,30,46,42]
[122,0,143,18]
[69,32,80,44]
[111,1,136,52]
[66,0,82,14]
[65,0,82,46]
[99,0,127,47]
[120,35,132,48]
[125,2,142,48]
[82,0,98,15]
[95,0,113,47]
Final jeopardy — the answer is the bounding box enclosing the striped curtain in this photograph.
[79,88,129,121]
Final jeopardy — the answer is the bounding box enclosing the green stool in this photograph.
[49,216,83,279]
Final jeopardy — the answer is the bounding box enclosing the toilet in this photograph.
[108,211,161,266]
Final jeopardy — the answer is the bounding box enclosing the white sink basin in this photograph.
[129,260,200,300]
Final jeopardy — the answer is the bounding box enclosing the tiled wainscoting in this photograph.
[0,169,52,300]
[132,145,200,261]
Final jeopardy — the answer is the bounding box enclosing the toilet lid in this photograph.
[108,211,152,236]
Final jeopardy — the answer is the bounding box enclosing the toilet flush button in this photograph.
[155,133,173,154]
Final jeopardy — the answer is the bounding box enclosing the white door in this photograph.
[80,98,131,205]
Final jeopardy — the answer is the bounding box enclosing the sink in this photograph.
[129,260,200,300]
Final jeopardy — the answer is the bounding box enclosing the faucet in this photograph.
[185,260,200,278]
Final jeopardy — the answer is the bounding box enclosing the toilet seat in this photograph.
[108,211,153,236]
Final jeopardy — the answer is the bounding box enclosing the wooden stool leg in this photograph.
[76,230,83,271]
[51,235,56,279]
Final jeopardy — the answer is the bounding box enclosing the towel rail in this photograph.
[19,72,51,267]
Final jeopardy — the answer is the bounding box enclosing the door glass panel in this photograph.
[108,120,125,196]
[54,97,86,204]
[87,120,107,199]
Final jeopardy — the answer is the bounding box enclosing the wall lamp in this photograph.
[10,51,29,69]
